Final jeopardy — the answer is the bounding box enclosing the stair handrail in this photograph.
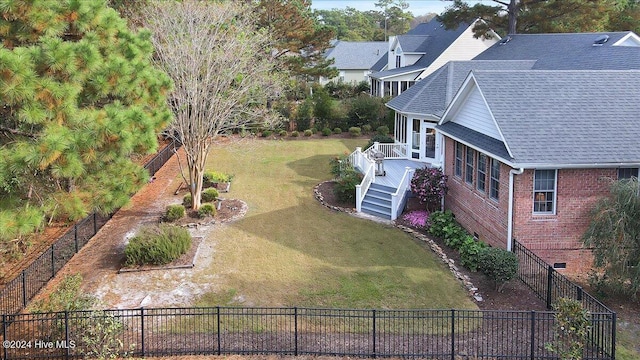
[350,147,376,212]
[390,167,415,220]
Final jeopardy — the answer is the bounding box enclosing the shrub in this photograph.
[333,127,342,134]
[333,169,363,203]
[197,203,216,218]
[459,236,488,271]
[291,130,299,137]
[124,224,191,266]
[362,124,372,134]
[279,130,288,137]
[349,126,362,137]
[410,167,448,211]
[164,204,186,222]
[428,210,456,238]
[330,154,351,179]
[442,224,468,250]
[376,125,389,136]
[303,129,313,137]
[295,98,313,131]
[365,134,394,150]
[201,188,219,202]
[545,298,591,360]
[183,193,192,207]
[261,130,273,137]
[402,210,430,229]
[322,127,332,136]
[477,247,519,291]
[204,170,232,185]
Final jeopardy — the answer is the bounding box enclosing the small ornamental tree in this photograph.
[410,167,448,211]
[545,298,591,360]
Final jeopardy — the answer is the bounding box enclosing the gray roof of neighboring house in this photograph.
[370,18,470,80]
[474,32,640,70]
[438,70,640,166]
[387,60,537,117]
[371,52,388,72]
[324,41,388,70]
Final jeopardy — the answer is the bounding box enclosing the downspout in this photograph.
[507,167,524,251]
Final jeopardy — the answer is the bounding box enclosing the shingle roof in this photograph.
[324,41,387,70]
[387,60,536,117]
[452,70,640,166]
[474,32,640,70]
[370,18,470,79]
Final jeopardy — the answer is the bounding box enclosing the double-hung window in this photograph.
[465,147,475,184]
[477,154,487,192]
[490,159,500,200]
[533,170,557,214]
[618,168,639,180]
[454,142,463,178]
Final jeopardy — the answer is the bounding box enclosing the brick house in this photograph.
[436,70,640,275]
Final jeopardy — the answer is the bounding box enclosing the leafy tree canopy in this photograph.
[438,0,640,39]
[256,0,337,80]
[0,0,173,243]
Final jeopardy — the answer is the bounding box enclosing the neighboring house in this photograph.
[319,40,387,85]
[437,70,640,275]
[369,18,499,98]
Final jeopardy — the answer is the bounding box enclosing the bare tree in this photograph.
[144,0,283,209]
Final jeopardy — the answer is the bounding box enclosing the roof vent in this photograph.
[499,36,512,45]
[593,35,609,46]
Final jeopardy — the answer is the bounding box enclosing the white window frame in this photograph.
[489,158,500,201]
[477,153,487,193]
[533,169,558,215]
[454,142,463,178]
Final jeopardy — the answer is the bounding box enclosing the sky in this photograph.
[310,0,491,16]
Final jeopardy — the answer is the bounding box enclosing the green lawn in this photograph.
[197,138,477,310]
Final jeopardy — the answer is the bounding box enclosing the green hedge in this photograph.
[164,204,186,222]
[125,224,191,266]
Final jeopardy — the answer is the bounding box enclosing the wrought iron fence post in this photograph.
[372,309,376,358]
[74,224,79,254]
[294,307,298,356]
[140,308,145,357]
[3,314,7,360]
[576,286,583,302]
[216,306,221,356]
[450,309,455,360]
[611,312,617,360]
[51,244,55,278]
[21,271,27,307]
[530,311,536,360]
[64,311,70,360]
[546,265,554,309]
[93,213,97,235]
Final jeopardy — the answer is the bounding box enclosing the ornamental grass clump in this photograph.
[125,224,191,266]
[402,210,430,229]
[410,167,448,211]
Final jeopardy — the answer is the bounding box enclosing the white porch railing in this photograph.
[390,167,415,220]
[365,142,408,160]
[349,147,376,212]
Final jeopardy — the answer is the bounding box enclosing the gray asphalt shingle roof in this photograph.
[387,60,537,116]
[324,41,387,70]
[370,18,470,80]
[441,70,640,166]
[474,32,640,70]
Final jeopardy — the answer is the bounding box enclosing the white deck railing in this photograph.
[349,147,375,212]
[364,142,408,160]
[390,166,415,220]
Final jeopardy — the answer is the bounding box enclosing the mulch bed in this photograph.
[118,236,204,273]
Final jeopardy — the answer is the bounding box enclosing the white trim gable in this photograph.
[613,32,640,47]
[439,73,514,158]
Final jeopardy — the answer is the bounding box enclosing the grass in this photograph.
[196,137,477,311]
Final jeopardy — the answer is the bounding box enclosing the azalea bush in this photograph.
[402,210,430,229]
[411,167,448,211]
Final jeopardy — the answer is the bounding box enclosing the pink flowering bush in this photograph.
[402,210,430,229]
[410,167,448,211]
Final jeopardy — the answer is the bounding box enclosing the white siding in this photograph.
[416,26,498,80]
[404,54,422,66]
[451,86,502,140]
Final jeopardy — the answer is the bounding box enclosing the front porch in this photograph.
[348,143,428,220]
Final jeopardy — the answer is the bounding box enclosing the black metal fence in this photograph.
[0,141,179,316]
[513,240,616,358]
[0,306,616,360]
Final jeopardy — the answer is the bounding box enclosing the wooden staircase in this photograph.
[360,183,397,220]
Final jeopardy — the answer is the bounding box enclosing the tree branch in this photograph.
[0,126,37,139]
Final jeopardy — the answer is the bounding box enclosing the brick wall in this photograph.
[513,168,614,275]
[443,137,509,248]
[442,137,614,276]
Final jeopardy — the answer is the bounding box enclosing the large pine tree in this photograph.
[0,0,173,244]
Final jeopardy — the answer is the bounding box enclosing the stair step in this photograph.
[361,206,392,220]
[362,201,391,214]
[362,196,391,208]
[370,183,397,193]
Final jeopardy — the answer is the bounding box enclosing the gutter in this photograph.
[507,167,524,252]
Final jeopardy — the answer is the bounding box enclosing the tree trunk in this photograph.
[187,148,207,210]
[507,0,519,34]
